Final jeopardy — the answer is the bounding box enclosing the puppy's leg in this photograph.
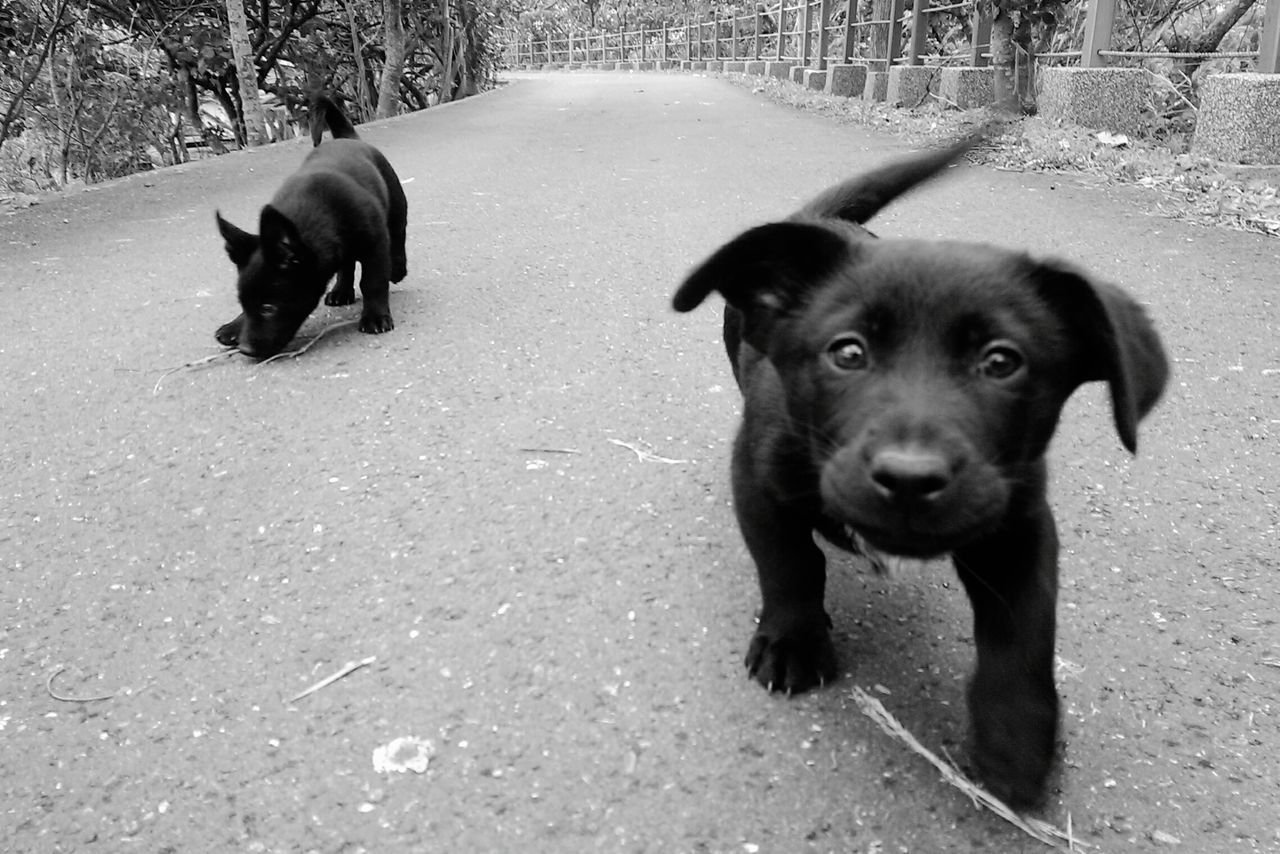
[325,264,356,306]
[356,248,394,334]
[388,182,408,284]
[215,313,243,347]
[734,438,836,694]
[953,502,1060,809]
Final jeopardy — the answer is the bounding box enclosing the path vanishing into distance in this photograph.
[2,71,1278,853]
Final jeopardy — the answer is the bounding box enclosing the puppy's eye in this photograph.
[259,303,280,318]
[825,334,869,371]
[978,343,1024,379]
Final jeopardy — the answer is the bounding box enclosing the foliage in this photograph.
[1,0,508,195]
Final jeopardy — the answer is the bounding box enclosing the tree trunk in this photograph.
[871,0,891,68]
[991,7,1015,108]
[454,0,477,98]
[1161,0,1258,81]
[439,0,456,103]
[990,1,1035,113]
[345,0,372,119]
[175,63,204,139]
[375,0,408,118]
[214,84,241,148]
[225,0,268,146]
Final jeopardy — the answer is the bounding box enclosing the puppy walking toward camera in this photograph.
[214,94,408,359]
[672,132,1168,809]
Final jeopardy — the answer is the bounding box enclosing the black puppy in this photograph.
[214,94,408,358]
[672,135,1168,808]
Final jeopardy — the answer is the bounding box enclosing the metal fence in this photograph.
[505,0,1279,74]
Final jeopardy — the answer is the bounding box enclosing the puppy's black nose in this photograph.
[869,448,952,502]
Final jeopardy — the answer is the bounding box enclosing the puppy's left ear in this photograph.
[673,221,851,348]
[215,212,258,268]
[1033,260,1169,453]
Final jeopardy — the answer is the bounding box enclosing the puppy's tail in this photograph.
[310,94,359,145]
[799,120,1000,224]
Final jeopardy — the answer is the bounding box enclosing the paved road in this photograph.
[2,71,1277,852]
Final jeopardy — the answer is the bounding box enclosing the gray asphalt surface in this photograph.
[2,70,1278,853]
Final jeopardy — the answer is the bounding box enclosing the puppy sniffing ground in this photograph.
[673,132,1168,809]
[214,94,408,359]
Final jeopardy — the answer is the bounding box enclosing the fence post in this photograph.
[886,0,905,69]
[777,1,786,59]
[753,6,762,59]
[800,0,813,65]
[908,0,928,65]
[662,25,669,62]
[1263,0,1280,72]
[970,1,991,67]
[619,25,626,61]
[1080,0,1116,67]
[841,0,855,61]
[817,0,833,68]
[732,13,740,59]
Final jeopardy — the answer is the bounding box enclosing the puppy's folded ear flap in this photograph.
[1034,260,1169,454]
[259,205,308,272]
[673,222,851,347]
[215,212,258,268]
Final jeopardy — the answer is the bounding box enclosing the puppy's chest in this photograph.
[817,514,944,578]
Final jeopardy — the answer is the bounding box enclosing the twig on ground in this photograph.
[47,666,116,703]
[1144,69,1198,115]
[851,686,1088,851]
[257,320,358,366]
[929,90,962,110]
[152,349,238,395]
[518,447,582,455]
[287,655,377,704]
[607,438,688,465]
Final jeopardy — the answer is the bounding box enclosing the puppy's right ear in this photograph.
[672,222,850,340]
[216,212,258,268]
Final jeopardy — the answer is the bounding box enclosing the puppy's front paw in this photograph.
[359,312,394,334]
[215,318,241,347]
[969,687,1059,810]
[745,615,837,694]
[325,288,355,306]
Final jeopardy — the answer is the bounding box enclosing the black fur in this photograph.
[214,94,408,358]
[672,135,1168,809]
